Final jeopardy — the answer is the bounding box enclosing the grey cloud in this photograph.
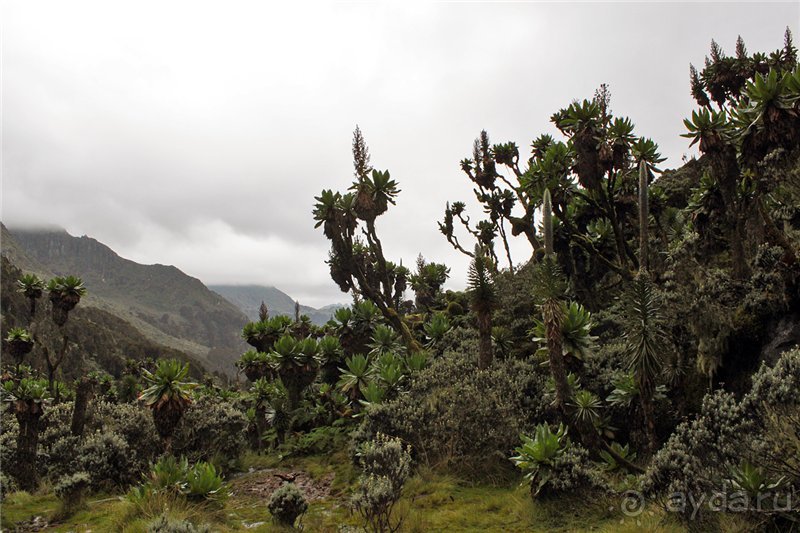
[2,1,797,307]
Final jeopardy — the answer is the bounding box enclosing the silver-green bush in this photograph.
[172,396,247,472]
[267,483,308,527]
[352,433,412,533]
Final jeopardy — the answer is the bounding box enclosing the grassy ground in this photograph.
[1,451,734,532]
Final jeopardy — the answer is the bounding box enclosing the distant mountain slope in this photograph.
[2,225,248,376]
[1,255,207,379]
[1,224,55,277]
[209,285,344,326]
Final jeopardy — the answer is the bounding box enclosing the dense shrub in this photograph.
[39,401,159,487]
[91,401,162,464]
[643,347,800,524]
[37,403,80,481]
[81,431,143,489]
[742,347,800,489]
[172,396,247,472]
[0,415,18,474]
[0,472,17,500]
[267,483,308,527]
[352,433,412,533]
[358,347,547,478]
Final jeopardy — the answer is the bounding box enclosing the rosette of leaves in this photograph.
[181,461,227,502]
[269,335,320,411]
[17,273,45,317]
[318,335,344,385]
[237,350,272,382]
[404,350,428,373]
[149,455,189,492]
[423,312,451,347]
[46,276,87,326]
[510,423,570,498]
[372,352,405,393]
[5,327,34,363]
[139,360,197,449]
[351,169,400,221]
[531,301,597,361]
[729,461,786,499]
[242,315,293,352]
[337,354,374,403]
[599,442,637,471]
[368,324,404,358]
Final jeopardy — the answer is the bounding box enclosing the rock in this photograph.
[760,312,800,365]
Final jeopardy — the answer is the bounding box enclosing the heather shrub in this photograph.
[172,396,248,472]
[39,401,159,486]
[742,347,800,490]
[267,483,308,528]
[351,433,412,533]
[37,403,80,480]
[80,431,144,489]
[358,347,546,478]
[643,348,800,525]
[91,401,162,464]
[0,414,18,472]
[53,471,91,519]
[42,434,82,481]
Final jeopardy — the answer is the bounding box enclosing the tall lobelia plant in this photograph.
[534,190,644,473]
[622,160,667,453]
[638,159,649,272]
[467,245,497,370]
[534,189,570,416]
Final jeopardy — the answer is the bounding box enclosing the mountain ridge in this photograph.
[2,224,248,376]
[209,284,345,326]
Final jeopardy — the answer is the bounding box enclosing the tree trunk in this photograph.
[477,311,493,370]
[730,217,750,280]
[14,409,43,492]
[638,381,658,454]
[46,358,57,402]
[383,307,421,354]
[287,385,302,412]
[714,148,749,280]
[71,378,96,437]
[543,299,570,417]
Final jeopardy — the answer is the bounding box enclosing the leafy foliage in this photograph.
[511,424,599,499]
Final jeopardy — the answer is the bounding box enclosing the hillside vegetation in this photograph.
[2,225,248,376]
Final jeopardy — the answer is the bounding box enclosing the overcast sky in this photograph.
[2,1,797,307]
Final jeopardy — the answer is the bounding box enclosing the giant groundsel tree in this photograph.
[313,127,421,353]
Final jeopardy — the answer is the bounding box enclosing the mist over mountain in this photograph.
[209,284,345,326]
